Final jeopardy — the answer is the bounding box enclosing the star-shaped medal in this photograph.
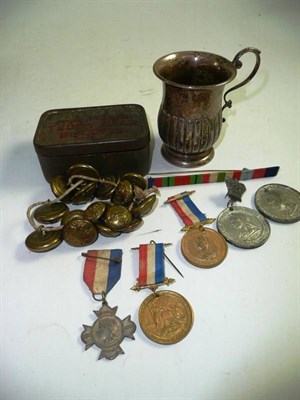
[81,303,136,360]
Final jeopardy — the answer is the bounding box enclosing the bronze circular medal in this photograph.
[33,202,69,224]
[25,230,63,252]
[138,290,194,345]
[181,227,228,268]
[63,219,98,247]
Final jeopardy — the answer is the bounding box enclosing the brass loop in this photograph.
[37,225,46,234]
[198,224,205,232]
[92,291,107,304]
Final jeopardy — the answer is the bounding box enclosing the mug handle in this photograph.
[222,47,261,111]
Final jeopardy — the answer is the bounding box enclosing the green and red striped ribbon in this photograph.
[147,166,279,188]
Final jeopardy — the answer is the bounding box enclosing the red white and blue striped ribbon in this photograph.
[138,243,165,287]
[83,249,122,295]
[168,192,207,226]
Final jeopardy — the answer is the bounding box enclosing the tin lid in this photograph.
[34,104,150,156]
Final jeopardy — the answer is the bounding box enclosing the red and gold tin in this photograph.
[34,104,151,182]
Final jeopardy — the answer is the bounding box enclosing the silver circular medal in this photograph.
[217,206,270,249]
[254,183,300,224]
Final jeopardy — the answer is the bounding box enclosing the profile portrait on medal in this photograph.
[196,233,217,260]
[94,317,121,347]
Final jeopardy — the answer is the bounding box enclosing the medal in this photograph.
[165,191,228,268]
[254,183,300,224]
[138,290,193,345]
[131,242,194,345]
[81,249,136,360]
[217,178,270,249]
[181,227,227,268]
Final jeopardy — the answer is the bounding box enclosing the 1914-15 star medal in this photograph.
[81,303,136,360]
[81,249,136,360]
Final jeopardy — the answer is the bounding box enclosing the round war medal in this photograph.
[181,227,228,268]
[139,290,194,345]
[255,183,300,223]
[217,206,270,249]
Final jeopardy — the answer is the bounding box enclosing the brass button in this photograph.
[103,205,132,230]
[84,201,106,223]
[33,202,69,224]
[25,230,63,252]
[63,219,98,247]
[132,194,157,217]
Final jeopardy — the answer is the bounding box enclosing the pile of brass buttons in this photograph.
[25,164,158,252]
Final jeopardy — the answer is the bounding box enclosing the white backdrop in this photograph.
[1,1,299,400]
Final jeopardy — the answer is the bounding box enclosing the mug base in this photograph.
[161,145,214,168]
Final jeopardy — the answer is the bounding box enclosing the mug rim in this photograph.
[153,50,237,89]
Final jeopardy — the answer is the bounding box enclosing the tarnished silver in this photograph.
[225,177,246,203]
[81,302,136,361]
[217,206,270,249]
[255,184,300,224]
[153,48,261,167]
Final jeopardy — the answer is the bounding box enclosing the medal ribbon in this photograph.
[147,166,279,188]
[168,192,206,226]
[83,249,122,295]
[138,243,165,287]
